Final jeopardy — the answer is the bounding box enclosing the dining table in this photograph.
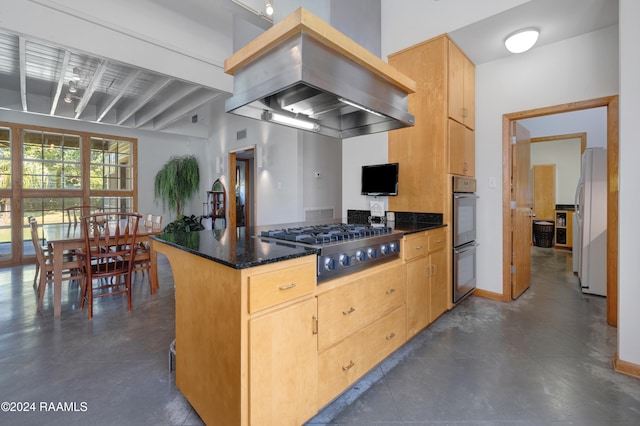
[42,221,162,317]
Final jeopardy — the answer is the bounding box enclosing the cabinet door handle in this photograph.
[431,264,436,276]
[386,332,396,340]
[278,283,296,290]
[342,307,355,315]
[415,245,423,250]
[342,360,355,371]
[312,315,318,335]
[386,288,396,295]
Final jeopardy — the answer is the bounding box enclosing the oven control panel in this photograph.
[317,237,401,282]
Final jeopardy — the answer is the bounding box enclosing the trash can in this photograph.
[533,221,554,248]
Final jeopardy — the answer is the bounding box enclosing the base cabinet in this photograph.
[404,227,448,338]
[249,297,318,426]
[318,306,406,407]
[317,262,406,407]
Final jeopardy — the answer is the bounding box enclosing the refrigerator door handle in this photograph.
[574,177,583,216]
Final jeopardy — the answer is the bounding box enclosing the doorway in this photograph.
[502,96,619,326]
[228,146,256,229]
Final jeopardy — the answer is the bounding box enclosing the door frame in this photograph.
[228,145,257,229]
[502,95,619,326]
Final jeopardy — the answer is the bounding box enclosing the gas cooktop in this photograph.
[257,222,402,283]
[260,223,394,246]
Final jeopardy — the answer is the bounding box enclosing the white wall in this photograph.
[474,25,618,296]
[381,0,529,58]
[618,0,640,366]
[341,132,389,216]
[518,107,607,147]
[530,138,581,205]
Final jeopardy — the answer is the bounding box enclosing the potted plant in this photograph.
[154,155,203,232]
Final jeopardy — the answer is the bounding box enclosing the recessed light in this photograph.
[505,29,539,54]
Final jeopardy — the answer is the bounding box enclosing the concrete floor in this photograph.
[1,247,638,425]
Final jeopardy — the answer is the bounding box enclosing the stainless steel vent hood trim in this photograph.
[224,7,416,139]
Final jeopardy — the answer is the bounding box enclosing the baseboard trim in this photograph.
[613,353,640,379]
[472,288,503,302]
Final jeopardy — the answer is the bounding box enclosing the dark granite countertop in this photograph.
[391,222,447,235]
[152,217,446,270]
[152,227,318,270]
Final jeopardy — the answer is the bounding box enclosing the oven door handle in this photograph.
[453,194,479,199]
[454,242,479,254]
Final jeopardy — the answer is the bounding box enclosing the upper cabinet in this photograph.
[448,40,475,130]
[388,34,476,213]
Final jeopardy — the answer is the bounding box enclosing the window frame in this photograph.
[0,121,137,266]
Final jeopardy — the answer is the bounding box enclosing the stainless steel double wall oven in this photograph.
[452,176,479,303]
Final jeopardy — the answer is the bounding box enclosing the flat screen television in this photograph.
[361,163,399,196]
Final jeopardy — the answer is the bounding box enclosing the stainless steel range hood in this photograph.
[224,8,416,139]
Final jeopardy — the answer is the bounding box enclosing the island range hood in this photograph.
[224,7,416,139]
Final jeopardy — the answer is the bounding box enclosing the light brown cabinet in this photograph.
[388,35,476,215]
[249,297,318,426]
[404,227,448,338]
[448,39,475,130]
[448,119,475,177]
[151,240,319,426]
[428,229,448,322]
[317,262,406,407]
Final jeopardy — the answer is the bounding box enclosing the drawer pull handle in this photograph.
[386,332,396,340]
[278,283,297,290]
[415,245,423,249]
[342,307,355,315]
[386,288,396,295]
[342,360,355,371]
[435,239,443,243]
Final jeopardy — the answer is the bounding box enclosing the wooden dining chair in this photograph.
[132,215,163,289]
[30,218,85,313]
[78,212,141,319]
[65,205,102,224]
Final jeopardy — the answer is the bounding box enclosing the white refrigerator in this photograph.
[574,147,607,296]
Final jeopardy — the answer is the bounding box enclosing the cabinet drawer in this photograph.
[403,233,428,261]
[248,262,316,313]
[318,306,406,407]
[360,305,406,374]
[427,227,446,252]
[317,263,406,350]
[317,332,361,407]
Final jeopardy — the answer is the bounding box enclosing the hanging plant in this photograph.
[154,155,200,218]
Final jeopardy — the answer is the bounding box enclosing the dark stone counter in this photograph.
[151,227,318,270]
[152,215,446,270]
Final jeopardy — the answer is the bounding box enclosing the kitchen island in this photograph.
[152,220,445,426]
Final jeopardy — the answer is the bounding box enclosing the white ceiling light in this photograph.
[68,80,77,93]
[63,93,72,103]
[504,29,539,54]
[265,2,274,16]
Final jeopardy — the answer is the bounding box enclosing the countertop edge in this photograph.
[151,235,319,269]
[395,223,448,235]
